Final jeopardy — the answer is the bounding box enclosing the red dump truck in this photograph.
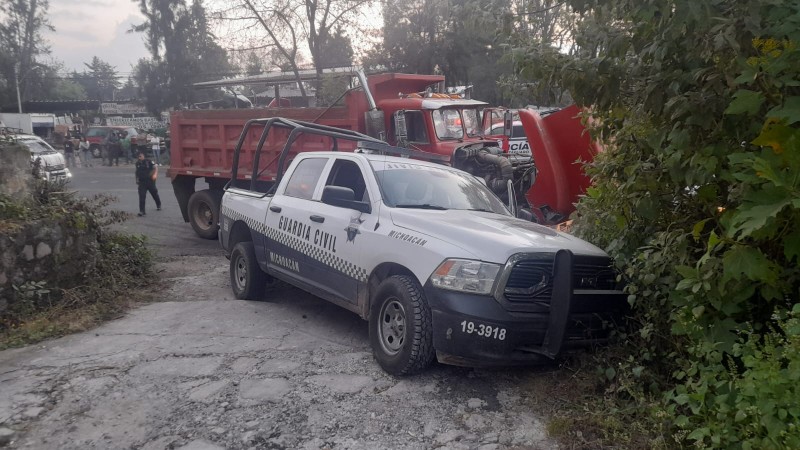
[168,70,598,239]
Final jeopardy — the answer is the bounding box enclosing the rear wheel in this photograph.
[188,189,223,239]
[230,241,266,300]
[90,145,101,158]
[369,275,435,376]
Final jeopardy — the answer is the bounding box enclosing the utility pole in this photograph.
[15,63,23,113]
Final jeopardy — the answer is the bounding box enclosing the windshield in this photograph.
[432,109,463,140]
[19,139,56,155]
[462,109,480,136]
[372,161,511,215]
[432,108,482,140]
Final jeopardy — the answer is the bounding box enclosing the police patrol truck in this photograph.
[219,118,626,375]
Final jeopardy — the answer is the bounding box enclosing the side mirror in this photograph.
[322,186,371,214]
[503,110,513,138]
[365,110,386,140]
[393,110,408,146]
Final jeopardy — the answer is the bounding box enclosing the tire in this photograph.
[230,241,266,300]
[90,145,101,158]
[188,189,223,240]
[369,275,435,376]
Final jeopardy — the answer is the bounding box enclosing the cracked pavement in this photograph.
[0,166,560,449]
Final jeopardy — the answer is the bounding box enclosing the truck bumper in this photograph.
[424,251,627,367]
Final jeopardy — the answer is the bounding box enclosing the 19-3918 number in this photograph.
[461,320,506,340]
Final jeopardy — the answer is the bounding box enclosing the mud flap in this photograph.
[539,249,573,358]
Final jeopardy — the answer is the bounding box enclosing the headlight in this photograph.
[429,259,501,295]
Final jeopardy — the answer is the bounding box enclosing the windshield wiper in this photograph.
[464,208,499,213]
[395,204,449,210]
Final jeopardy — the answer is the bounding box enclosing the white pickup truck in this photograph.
[219,119,626,375]
[10,133,72,182]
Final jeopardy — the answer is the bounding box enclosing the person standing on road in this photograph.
[63,135,76,168]
[108,131,121,166]
[149,132,161,166]
[135,151,162,216]
[78,137,92,167]
[121,131,132,164]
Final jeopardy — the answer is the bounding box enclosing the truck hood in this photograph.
[32,152,66,168]
[389,209,607,264]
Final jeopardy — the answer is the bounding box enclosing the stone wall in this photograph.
[0,143,32,201]
[0,219,98,305]
[0,142,99,310]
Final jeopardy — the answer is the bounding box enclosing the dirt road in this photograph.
[0,166,560,449]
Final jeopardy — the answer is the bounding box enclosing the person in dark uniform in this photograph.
[135,151,162,216]
[63,135,76,168]
[108,131,121,166]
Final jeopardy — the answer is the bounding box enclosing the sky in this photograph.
[45,0,149,74]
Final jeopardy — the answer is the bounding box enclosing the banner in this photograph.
[106,116,168,129]
[100,103,148,115]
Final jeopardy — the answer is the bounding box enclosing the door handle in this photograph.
[269,205,282,213]
[310,215,325,223]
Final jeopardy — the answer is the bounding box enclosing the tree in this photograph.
[49,80,87,101]
[514,0,800,447]
[300,0,370,81]
[0,0,53,106]
[131,0,236,112]
[213,0,371,98]
[214,0,308,98]
[117,77,138,100]
[243,51,264,75]
[317,26,353,69]
[365,0,512,104]
[77,57,121,100]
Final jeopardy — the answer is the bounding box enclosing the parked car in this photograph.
[12,134,72,182]
[85,126,144,158]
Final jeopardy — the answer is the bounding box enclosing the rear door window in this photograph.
[283,158,327,200]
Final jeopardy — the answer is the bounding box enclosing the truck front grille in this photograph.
[503,255,617,304]
[504,258,553,303]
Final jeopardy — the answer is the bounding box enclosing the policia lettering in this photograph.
[278,215,338,253]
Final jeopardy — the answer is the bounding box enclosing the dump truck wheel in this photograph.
[188,189,222,239]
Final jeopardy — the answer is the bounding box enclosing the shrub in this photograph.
[513,0,800,447]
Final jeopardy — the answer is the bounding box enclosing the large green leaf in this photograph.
[784,229,800,262]
[728,187,792,238]
[752,122,796,154]
[767,96,800,125]
[722,246,778,284]
[724,90,765,115]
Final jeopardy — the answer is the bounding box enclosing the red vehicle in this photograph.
[168,70,597,239]
[85,126,144,158]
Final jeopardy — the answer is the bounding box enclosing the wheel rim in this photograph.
[378,298,406,355]
[193,201,214,231]
[234,255,247,292]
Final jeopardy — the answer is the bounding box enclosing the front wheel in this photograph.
[230,242,266,300]
[369,275,435,376]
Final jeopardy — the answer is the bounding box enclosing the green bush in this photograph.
[1,232,153,348]
[1,185,151,346]
[513,0,800,447]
